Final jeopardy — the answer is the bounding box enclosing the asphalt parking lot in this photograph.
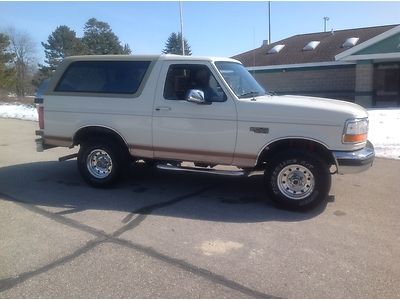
[0,118,399,298]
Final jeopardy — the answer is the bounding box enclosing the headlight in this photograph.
[342,118,368,143]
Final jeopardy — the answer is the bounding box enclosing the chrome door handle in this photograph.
[155,106,172,111]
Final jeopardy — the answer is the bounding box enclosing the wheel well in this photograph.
[73,126,130,158]
[256,139,335,167]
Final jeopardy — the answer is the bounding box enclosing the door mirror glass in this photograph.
[186,89,208,104]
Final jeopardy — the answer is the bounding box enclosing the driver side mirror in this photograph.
[186,89,210,105]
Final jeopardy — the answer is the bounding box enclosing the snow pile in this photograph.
[0,103,38,121]
[0,103,399,159]
[368,109,400,160]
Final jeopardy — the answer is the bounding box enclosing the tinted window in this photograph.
[55,61,151,94]
[164,64,226,102]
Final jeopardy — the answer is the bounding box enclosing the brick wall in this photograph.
[251,65,356,101]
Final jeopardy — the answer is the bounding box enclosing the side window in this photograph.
[55,61,151,94]
[163,64,226,102]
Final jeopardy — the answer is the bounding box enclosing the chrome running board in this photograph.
[156,164,245,177]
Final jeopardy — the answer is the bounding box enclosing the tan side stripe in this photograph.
[44,135,72,147]
[129,144,257,161]
[129,144,233,158]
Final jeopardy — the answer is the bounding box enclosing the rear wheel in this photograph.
[264,150,331,210]
[78,140,124,187]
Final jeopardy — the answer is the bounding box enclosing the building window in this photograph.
[303,41,320,51]
[268,44,285,54]
[384,68,399,92]
[374,63,400,106]
[342,37,359,48]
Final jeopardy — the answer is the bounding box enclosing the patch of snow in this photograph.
[0,103,38,121]
[368,108,400,160]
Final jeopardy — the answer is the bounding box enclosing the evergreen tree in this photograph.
[0,33,16,92]
[82,18,131,55]
[162,32,192,55]
[41,25,86,72]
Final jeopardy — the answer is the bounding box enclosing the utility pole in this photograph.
[323,16,329,32]
[179,1,185,55]
[268,1,271,44]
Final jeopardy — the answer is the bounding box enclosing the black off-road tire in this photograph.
[77,139,125,188]
[264,150,331,211]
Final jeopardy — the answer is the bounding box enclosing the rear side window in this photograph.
[55,61,151,94]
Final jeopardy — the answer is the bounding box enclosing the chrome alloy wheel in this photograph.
[277,164,315,200]
[86,149,113,179]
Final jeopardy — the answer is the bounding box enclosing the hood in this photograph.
[237,94,368,126]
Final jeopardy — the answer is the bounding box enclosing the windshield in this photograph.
[215,62,266,98]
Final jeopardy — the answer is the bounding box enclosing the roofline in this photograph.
[290,23,398,38]
[339,52,400,61]
[63,55,161,62]
[247,60,356,71]
[63,54,240,64]
[335,24,400,60]
[232,24,399,60]
[158,55,240,63]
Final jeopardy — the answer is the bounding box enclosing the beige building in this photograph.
[233,24,400,107]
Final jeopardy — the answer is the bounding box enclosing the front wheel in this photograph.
[264,150,331,211]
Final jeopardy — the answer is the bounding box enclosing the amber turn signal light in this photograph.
[343,133,367,143]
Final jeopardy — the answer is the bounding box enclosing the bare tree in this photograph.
[5,27,37,96]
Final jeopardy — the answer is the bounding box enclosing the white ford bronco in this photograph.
[35,55,374,210]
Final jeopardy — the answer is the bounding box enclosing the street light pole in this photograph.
[179,1,185,55]
[323,16,329,32]
[268,1,271,44]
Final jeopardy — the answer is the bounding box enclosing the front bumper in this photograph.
[332,140,375,174]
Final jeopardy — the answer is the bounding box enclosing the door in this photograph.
[152,61,237,165]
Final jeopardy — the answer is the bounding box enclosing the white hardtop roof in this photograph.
[159,54,240,63]
[64,54,240,64]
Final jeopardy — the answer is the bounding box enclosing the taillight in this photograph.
[37,105,44,129]
[35,97,44,130]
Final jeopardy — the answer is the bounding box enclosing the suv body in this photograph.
[35,55,374,210]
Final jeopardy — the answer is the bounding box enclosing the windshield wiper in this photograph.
[238,91,260,98]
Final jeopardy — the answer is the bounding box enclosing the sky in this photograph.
[1,1,400,64]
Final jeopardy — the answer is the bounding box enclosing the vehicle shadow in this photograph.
[0,160,330,223]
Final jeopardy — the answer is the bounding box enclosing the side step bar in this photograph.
[156,164,246,177]
[59,153,78,162]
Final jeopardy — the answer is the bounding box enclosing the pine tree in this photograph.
[0,33,16,92]
[41,25,86,72]
[162,32,192,55]
[82,18,131,55]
